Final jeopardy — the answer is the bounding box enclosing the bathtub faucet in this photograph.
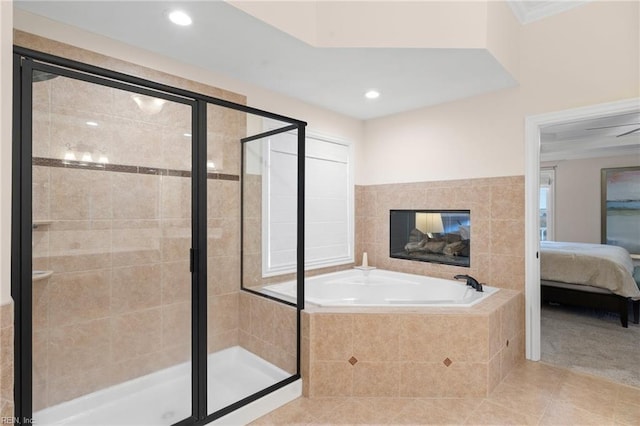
[454,274,483,292]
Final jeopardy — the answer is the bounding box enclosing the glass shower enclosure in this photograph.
[12,48,305,425]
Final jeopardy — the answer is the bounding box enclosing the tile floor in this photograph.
[251,361,640,425]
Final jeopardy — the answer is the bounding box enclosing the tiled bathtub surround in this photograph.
[355,176,525,292]
[301,289,524,398]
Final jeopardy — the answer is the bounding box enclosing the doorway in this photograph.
[524,97,640,360]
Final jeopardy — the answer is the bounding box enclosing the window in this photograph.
[262,129,353,276]
[539,168,555,241]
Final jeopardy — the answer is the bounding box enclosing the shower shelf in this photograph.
[32,270,53,281]
[32,220,53,229]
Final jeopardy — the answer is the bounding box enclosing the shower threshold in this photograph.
[34,346,292,425]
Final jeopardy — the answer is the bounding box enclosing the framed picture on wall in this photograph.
[601,166,640,255]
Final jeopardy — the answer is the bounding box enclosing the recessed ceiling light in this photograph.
[168,10,192,26]
[365,90,380,100]
[86,121,98,127]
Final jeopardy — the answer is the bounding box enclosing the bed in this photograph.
[540,241,640,327]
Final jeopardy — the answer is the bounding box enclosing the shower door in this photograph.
[14,49,306,426]
[18,58,195,425]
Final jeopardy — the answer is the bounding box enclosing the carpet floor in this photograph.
[541,302,640,388]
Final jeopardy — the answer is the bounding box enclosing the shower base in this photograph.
[34,346,295,425]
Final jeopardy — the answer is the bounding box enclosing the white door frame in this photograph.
[524,97,640,361]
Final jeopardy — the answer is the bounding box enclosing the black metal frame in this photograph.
[12,47,306,426]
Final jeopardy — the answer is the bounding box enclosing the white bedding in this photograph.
[540,241,640,299]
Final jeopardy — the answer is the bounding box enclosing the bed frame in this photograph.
[541,281,640,328]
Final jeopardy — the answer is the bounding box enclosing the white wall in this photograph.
[542,155,640,244]
[361,0,639,185]
[0,1,13,305]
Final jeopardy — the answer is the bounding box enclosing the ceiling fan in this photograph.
[585,123,640,137]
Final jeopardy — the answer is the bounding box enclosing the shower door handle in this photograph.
[190,248,195,273]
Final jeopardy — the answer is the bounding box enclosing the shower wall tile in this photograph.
[111,264,162,314]
[160,218,190,263]
[161,260,191,304]
[238,292,297,374]
[111,308,163,364]
[112,219,162,267]
[48,270,111,327]
[32,166,51,221]
[50,168,113,220]
[48,319,111,378]
[112,173,159,220]
[51,76,115,115]
[207,256,240,296]
[160,176,191,220]
[162,302,191,349]
[207,293,239,337]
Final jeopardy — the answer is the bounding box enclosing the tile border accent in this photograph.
[33,157,239,181]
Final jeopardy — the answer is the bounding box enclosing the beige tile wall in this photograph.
[239,292,297,375]
[302,289,524,398]
[0,303,14,420]
[18,32,246,411]
[355,176,525,291]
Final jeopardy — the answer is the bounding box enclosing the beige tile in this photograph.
[392,398,482,425]
[161,260,191,303]
[490,184,524,221]
[111,308,163,363]
[162,302,191,349]
[207,218,240,257]
[309,361,353,397]
[310,314,353,362]
[48,319,111,379]
[488,380,552,419]
[272,303,297,356]
[112,219,161,266]
[490,219,524,257]
[615,399,640,426]
[540,400,615,425]
[47,365,116,408]
[208,328,238,353]
[208,293,239,336]
[32,279,49,331]
[51,75,114,115]
[111,264,162,314]
[159,218,190,262]
[48,270,111,327]
[239,292,251,332]
[249,295,275,344]
[353,361,400,397]
[353,314,401,362]
[160,175,191,220]
[554,381,618,419]
[50,167,113,220]
[466,399,539,425]
[32,331,48,384]
[112,173,160,220]
[208,256,240,295]
[400,361,487,398]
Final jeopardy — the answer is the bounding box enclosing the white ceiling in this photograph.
[540,112,640,161]
[15,0,518,120]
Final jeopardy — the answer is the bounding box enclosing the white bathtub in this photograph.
[262,268,498,307]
